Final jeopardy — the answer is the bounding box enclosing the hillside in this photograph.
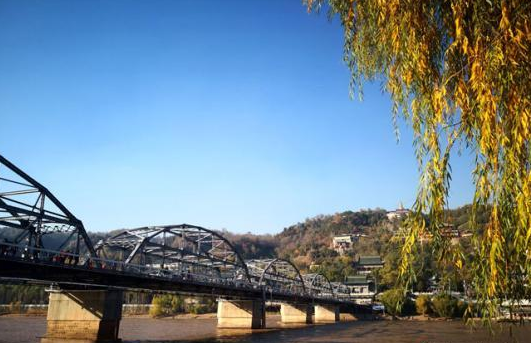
[273,209,392,279]
[228,204,489,286]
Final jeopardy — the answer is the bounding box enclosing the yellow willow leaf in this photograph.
[404,70,412,87]
[490,239,498,268]
[455,258,463,269]
[391,26,399,52]
[521,112,529,134]
[488,278,496,297]
[411,98,418,114]
[455,17,462,39]
[462,36,469,55]
[500,4,510,31]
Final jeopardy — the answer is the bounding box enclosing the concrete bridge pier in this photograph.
[280,303,312,324]
[217,299,265,329]
[42,289,123,343]
[314,304,339,323]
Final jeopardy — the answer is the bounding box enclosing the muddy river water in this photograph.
[1,315,530,343]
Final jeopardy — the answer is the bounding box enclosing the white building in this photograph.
[332,234,358,255]
[344,275,375,304]
[386,204,410,220]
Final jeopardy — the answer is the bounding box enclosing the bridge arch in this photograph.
[246,258,306,296]
[302,273,334,297]
[0,155,96,260]
[95,224,251,283]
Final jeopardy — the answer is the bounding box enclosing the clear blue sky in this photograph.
[0,0,475,234]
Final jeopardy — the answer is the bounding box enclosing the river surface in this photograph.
[1,315,530,343]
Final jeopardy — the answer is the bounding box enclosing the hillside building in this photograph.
[386,204,410,220]
[344,275,372,294]
[331,234,357,255]
[419,223,472,245]
[354,255,384,275]
[344,275,375,304]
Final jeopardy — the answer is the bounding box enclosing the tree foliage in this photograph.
[415,294,431,316]
[0,284,47,305]
[378,288,415,317]
[149,294,216,317]
[149,294,185,317]
[307,0,531,320]
[431,293,458,318]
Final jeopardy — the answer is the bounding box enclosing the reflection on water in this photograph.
[0,315,530,343]
[201,320,528,343]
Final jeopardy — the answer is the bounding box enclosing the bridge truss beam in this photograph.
[94,224,251,284]
[0,155,96,260]
[246,258,306,297]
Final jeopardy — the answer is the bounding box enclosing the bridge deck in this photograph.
[0,256,351,307]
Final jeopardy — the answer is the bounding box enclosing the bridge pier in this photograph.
[43,289,123,343]
[217,299,265,329]
[280,303,312,324]
[314,304,339,323]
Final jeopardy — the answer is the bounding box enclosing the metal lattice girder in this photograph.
[302,273,334,297]
[246,258,306,296]
[0,155,96,258]
[95,224,251,282]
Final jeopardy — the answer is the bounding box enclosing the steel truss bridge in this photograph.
[0,155,353,306]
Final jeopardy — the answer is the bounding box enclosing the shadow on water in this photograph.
[119,320,435,343]
[120,320,531,343]
[121,320,362,343]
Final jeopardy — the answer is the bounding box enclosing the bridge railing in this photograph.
[0,242,350,302]
[0,242,252,287]
[0,242,306,298]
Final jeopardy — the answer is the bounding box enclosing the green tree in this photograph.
[149,295,169,317]
[149,294,184,317]
[171,295,184,313]
[431,293,458,318]
[185,297,217,314]
[415,294,431,316]
[313,257,355,282]
[378,288,414,317]
[306,0,531,319]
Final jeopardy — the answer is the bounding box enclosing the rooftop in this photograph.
[344,275,370,285]
[356,255,384,266]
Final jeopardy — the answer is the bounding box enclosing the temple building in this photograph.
[354,255,384,275]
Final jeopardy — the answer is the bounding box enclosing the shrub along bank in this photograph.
[379,289,469,319]
[149,294,217,317]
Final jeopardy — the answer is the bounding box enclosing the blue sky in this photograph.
[0,0,475,234]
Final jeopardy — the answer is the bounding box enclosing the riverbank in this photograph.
[2,315,531,343]
[0,311,363,320]
[3,311,521,324]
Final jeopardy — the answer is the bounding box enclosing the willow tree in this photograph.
[306,0,531,319]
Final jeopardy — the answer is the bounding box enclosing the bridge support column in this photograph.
[217,299,265,329]
[280,303,312,324]
[43,289,123,342]
[314,304,339,323]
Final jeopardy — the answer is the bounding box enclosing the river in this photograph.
[0,315,529,343]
